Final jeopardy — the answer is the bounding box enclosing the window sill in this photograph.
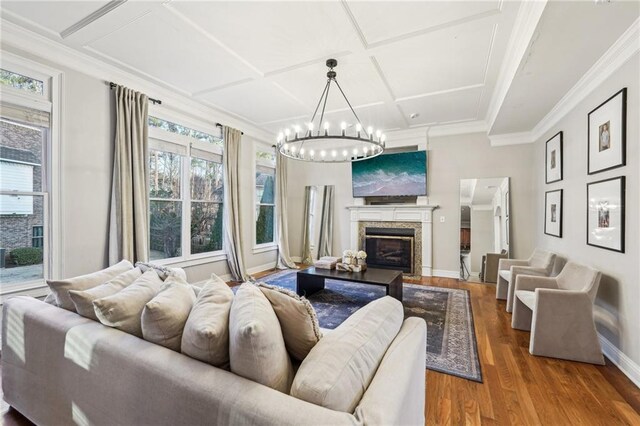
[252,243,278,255]
[0,280,49,298]
[150,251,227,269]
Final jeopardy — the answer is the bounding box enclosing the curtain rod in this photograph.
[216,123,243,135]
[109,82,162,105]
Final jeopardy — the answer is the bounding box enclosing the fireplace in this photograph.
[365,227,415,274]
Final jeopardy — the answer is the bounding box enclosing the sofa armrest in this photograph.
[498,259,529,271]
[355,317,426,426]
[515,275,559,292]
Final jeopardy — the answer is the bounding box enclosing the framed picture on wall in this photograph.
[588,88,626,174]
[545,132,563,183]
[587,176,625,252]
[544,189,563,238]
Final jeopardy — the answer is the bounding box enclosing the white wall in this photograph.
[286,132,536,274]
[2,45,276,284]
[532,54,640,375]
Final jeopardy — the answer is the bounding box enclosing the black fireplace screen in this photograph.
[365,234,414,274]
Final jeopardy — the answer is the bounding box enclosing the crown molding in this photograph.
[485,0,547,132]
[386,119,488,141]
[0,19,274,143]
[489,131,533,147]
[531,16,640,143]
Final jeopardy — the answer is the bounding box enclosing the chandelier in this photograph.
[276,59,386,162]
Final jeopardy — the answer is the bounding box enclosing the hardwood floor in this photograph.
[2,272,639,425]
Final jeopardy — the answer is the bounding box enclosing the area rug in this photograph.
[257,269,483,382]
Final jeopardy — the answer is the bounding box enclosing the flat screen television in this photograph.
[352,150,427,197]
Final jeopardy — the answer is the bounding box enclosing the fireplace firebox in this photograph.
[365,227,415,274]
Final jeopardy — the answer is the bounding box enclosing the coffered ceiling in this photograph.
[1,1,638,140]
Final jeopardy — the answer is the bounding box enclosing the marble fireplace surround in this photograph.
[347,204,438,277]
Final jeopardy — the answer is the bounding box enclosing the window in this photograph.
[148,116,224,263]
[32,225,44,248]
[149,116,223,147]
[0,68,44,95]
[0,118,47,287]
[255,148,276,246]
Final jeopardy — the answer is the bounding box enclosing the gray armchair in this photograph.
[511,261,604,365]
[496,249,556,312]
[481,250,508,283]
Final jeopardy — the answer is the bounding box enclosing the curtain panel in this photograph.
[275,152,297,269]
[317,185,335,258]
[108,85,149,264]
[222,126,249,282]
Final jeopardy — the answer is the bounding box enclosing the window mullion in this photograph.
[183,146,191,258]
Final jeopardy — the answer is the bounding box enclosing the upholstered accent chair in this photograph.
[497,249,556,312]
[511,261,604,365]
[480,250,508,283]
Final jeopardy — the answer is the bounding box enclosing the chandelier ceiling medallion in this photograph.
[276,59,386,163]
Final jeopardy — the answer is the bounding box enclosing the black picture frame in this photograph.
[544,189,563,238]
[587,88,627,175]
[586,176,625,253]
[545,131,563,184]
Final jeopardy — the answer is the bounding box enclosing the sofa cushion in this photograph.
[258,283,322,361]
[93,270,163,337]
[499,270,512,282]
[290,296,404,413]
[181,274,233,367]
[515,290,536,310]
[46,260,133,311]
[141,275,196,351]
[229,283,293,393]
[69,268,142,320]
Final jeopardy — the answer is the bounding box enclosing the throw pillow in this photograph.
[93,269,163,337]
[135,262,187,281]
[181,274,233,367]
[290,296,404,413]
[257,283,322,361]
[46,260,133,311]
[141,275,196,351]
[69,267,142,320]
[229,283,293,393]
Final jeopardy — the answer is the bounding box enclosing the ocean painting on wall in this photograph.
[352,150,427,197]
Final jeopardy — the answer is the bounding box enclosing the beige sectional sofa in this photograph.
[2,296,427,425]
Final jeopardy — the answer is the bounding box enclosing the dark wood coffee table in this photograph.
[296,267,403,301]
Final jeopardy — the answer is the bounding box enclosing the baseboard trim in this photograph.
[432,269,460,279]
[599,333,640,389]
[247,262,277,276]
[291,256,302,263]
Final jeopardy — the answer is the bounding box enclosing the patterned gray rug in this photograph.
[257,269,482,382]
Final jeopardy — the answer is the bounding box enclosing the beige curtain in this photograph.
[317,185,335,258]
[223,126,249,281]
[275,152,297,269]
[108,85,149,264]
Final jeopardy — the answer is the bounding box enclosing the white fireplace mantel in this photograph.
[346,204,439,277]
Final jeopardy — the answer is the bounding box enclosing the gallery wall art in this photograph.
[587,88,626,174]
[587,176,625,253]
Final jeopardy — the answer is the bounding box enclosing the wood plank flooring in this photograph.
[2,272,639,425]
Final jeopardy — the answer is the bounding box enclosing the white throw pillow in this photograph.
[93,269,163,337]
[69,268,142,320]
[46,260,133,311]
[181,274,233,367]
[229,283,293,393]
[258,283,322,361]
[141,275,196,351]
[290,296,404,413]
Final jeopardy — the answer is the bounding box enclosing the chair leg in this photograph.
[496,276,508,300]
[511,298,532,330]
